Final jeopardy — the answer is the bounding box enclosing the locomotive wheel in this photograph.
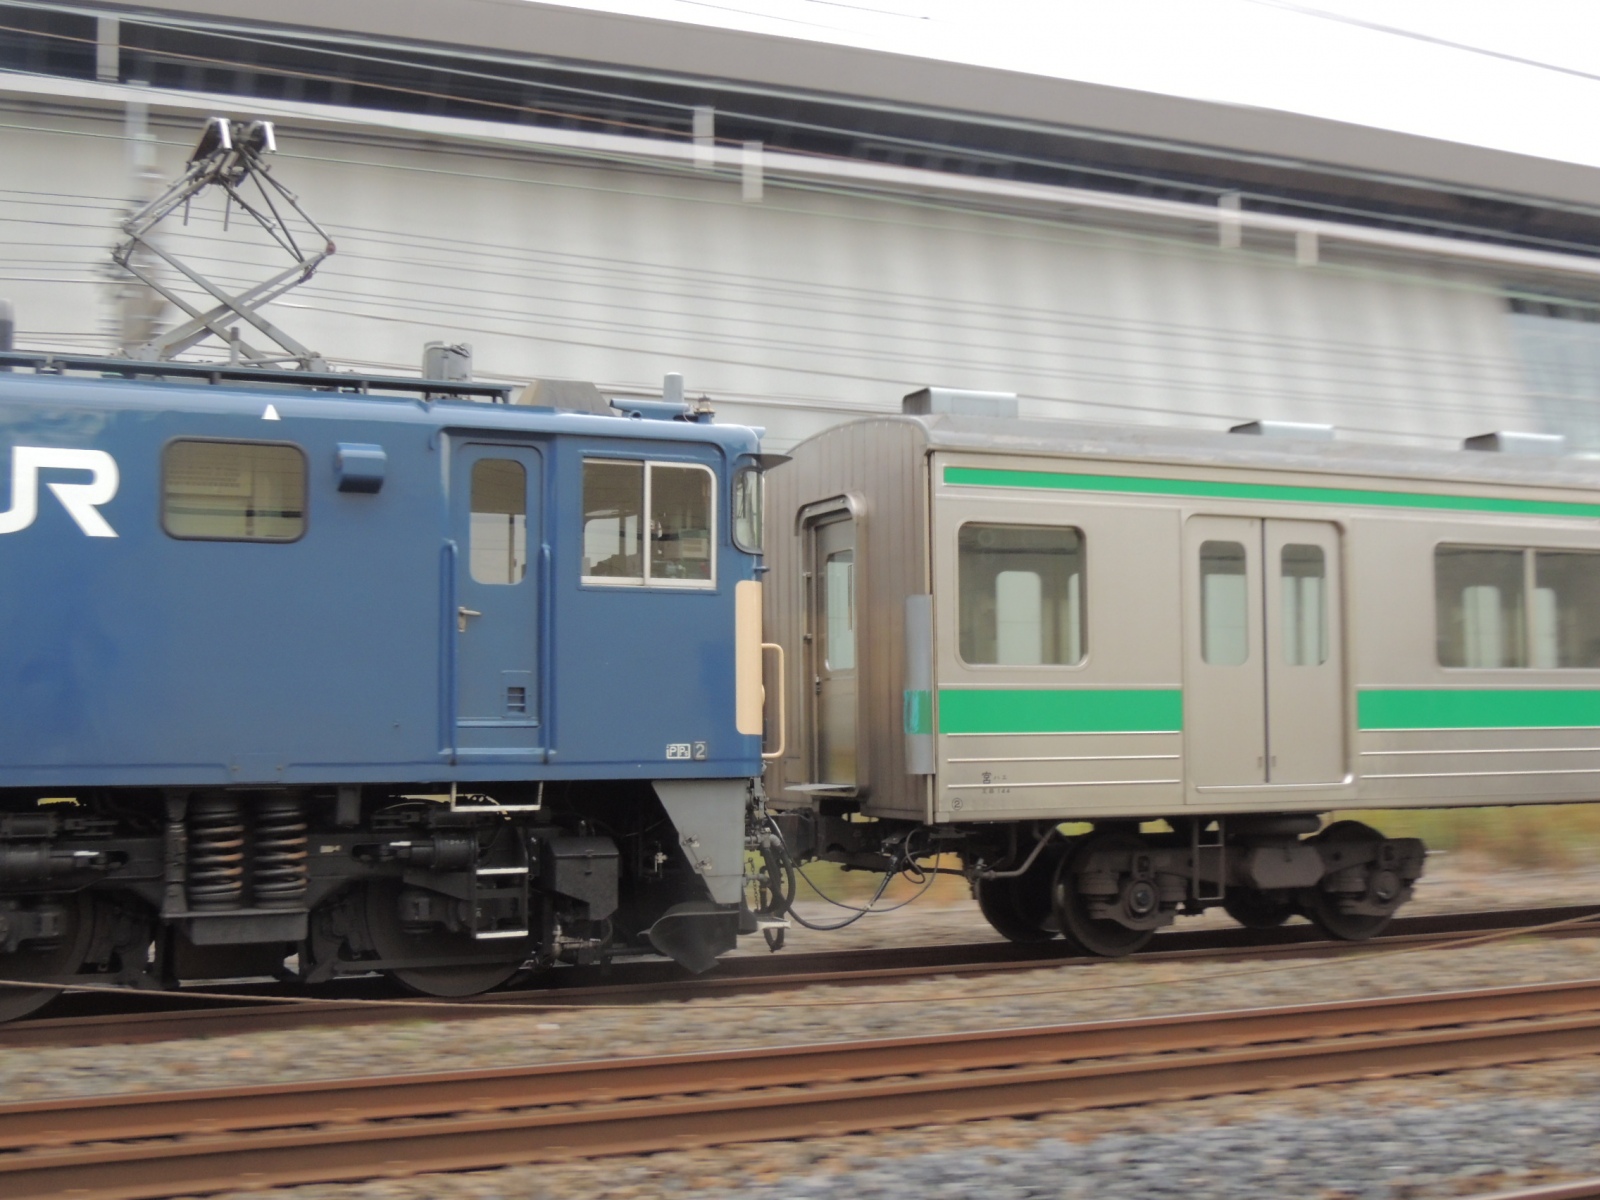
[1222,889,1296,930]
[974,842,1064,944]
[0,892,96,1022]
[363,884,525,998]
[1052,833,1155,958]
[1304,820,1394,942]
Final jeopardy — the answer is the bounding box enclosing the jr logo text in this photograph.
[0,446,119,538]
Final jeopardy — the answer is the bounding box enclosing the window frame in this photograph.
[1434,541,1600,671]
[731,466,763,555]
[954,519,1087,670]
[160,437,308,544]
[580,456,718,590]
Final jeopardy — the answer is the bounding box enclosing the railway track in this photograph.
[8,903,1599,1049]
[2,977,1599,1199]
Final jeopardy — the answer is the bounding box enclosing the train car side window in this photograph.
[583,460,645,580]
[648,464,714,583]
[1435,546,1527,668]
[1280,544,1328,666]
[162,440,305,542]
[1533,551,1600,668]
[469,459,527,585]
[1199,540,1249,666]
[582,459,715,586]
[958,524,1084,666]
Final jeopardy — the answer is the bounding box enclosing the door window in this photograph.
[1200,540,1249,665]
[469,458,527,585]
[1280,544,1328,666]
[823,549,856,670]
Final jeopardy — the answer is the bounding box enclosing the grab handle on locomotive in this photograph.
[761,642,786,761]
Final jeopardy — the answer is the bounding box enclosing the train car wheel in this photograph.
[1222,890,1296,930]
[974,875,1056,943]
[1304,820,1394,942]
[1052,834,1155,957]
[0,892,96,1022]
[363,884,525,998]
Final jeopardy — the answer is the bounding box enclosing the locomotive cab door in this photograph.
[1183,516,1346,794]
[450,442,544,755]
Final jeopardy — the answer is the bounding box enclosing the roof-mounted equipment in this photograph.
[112,117,335,371]
[1229,420,1335,442]
[1463,431,1567,455]
[903,387,1019,419]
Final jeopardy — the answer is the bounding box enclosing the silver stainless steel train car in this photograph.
[762,391,1600,954]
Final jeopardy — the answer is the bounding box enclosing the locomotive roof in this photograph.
[806,412,1600,494]
[0,369,762,456]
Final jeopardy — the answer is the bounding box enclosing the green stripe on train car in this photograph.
[1358,688,1600,729]
[939,688,1183,734]
[943,466,1600,520]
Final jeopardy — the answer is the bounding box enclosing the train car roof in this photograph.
[0,370,763,456]
[793,412,1600,494]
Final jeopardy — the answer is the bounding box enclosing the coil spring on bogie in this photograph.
[252,794,308,908]
[187,794,245,910]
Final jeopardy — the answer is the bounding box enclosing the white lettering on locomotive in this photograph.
[0,446,119,538]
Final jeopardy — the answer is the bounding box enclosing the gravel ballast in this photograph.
[202,1057,1600,1200]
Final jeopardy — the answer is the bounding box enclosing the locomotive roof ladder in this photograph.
[112,116,335,371]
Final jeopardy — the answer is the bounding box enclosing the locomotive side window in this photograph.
[582,459,715,586]
[958,523,1083,666]
[468,459,527,585]
[583,460,644,579]
[1199,540,1250,666]
[649,464,714,582]
[732,467,763,553]
[1280,544,1328,666]
[1436,546,1528,668]
[162,440,305,542]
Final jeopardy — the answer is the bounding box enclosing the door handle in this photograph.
[457,606,483,633]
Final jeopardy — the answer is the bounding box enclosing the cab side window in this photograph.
[582,459,715,586]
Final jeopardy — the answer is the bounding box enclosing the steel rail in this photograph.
[11,904,1598,1050]
[3,979,1600,1198]
[1470,1182,1600,1200]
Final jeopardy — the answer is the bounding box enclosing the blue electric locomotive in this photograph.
[0,353,772,1017]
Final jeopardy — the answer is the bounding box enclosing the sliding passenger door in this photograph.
[1184,516,1346,791]
[1263,520,1345,784]
[1184,517,1267,787]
